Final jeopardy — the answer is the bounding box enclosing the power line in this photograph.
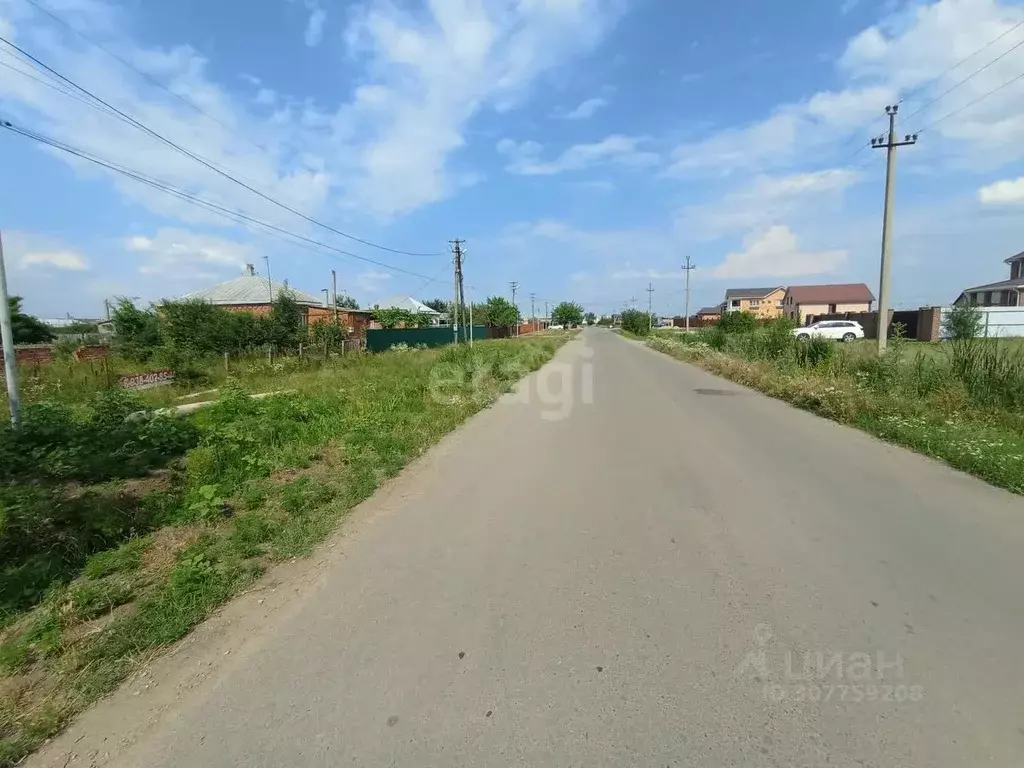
[20,0,275,158]
[0,34,444,258]
[898,18,1024,111]
[915,68,1024,133]
[901,34,1024,123]
[0,119,439,281]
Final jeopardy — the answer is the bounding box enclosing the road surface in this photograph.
[36,329,1024,767]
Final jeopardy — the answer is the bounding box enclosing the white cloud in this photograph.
[0,0,625,226]
[304,1,326,47]
[560,97,608,119]
[127,228,253,276]
[711,226,847,279]
[19,250,88,271]
[668,0,1024,177]
[680,168,863,239]
[498,135,658,175]
[978,176,1024,205]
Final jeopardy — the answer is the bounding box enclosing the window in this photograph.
[749,299,760,307]
[731,300,740,308]
[1013,261,1022,280]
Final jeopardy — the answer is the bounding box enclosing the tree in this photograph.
[5,297,55,345]
[265,293,306,350]
[943,303,984,340]
[372,307,413,329]
[483,296,519,327]
[551,301,584,327]
[584,312,597,325]
[335,294,360,309]
[423,298,451,314]
[619,309,654,336]
[110,298,161,357]
[470,302,490,327]
[596,316,612,327]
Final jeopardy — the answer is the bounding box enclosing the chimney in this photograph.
[244,263,255,276]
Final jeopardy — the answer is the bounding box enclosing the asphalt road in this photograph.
[48,329,1024,767]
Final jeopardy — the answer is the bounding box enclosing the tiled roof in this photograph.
[724,286,784,300]
[786,283,875,304]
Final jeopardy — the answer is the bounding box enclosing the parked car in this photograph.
[792,320,865,342]
[549,324,564,330]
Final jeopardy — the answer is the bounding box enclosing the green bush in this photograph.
[698,326,727,350]
[942,303,983,340]
[717,311,758,334]
[620,309,654,336]
[795,336,835,368]
[0,389,198,483]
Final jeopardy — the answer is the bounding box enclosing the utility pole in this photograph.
[448,240,464,342]
[263,255,274,302]
[0,231,20,430]
[545,301,549,327]
[530,292,536,329]
[510,281,519,337]
[871,105,917,355]
[450,239,465,344]
[331,269,339,329]
[646,282,654,332]
[682,255,696,333]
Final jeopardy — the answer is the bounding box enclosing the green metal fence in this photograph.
[365,326,488,351]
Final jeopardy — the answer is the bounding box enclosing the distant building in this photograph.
[695,306,722,323]
[177,264,373,334]
[371,296,444,325]
[781,283,875,325]
[954,250,1024,307]
[723,287,786,319]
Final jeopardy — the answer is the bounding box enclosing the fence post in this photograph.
[299,343,304,358]
[224,352,230,374]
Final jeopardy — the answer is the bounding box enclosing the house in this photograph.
[723,287,787,319]
[954,250,1024,306]
[371,296,444,325]
[695,306,722,322]
[177,264,374,334]
[781,283,875,325]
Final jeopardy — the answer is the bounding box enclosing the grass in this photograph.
[0,335,571,766]
[646,327,1024,495]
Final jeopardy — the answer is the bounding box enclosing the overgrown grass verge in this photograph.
[0,336,569,766]
[646,334,1024,495]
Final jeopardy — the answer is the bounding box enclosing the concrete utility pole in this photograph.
[545,301,549,327]
[0,231,20,430]
[451,240,465,344]
[510,281,519,337]
[682,255,696,333]
[263,255,274,302]
[453,240,467,343]
[530,292,536,327]
[646,282,654,332]
[331,269,339,329]
[871,105,917,355]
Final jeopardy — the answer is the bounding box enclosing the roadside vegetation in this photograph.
[0,335,570,766]
[648,311,1024,494]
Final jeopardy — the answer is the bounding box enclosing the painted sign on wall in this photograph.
[118,369,175,390]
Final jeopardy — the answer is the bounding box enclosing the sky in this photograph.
[0,0,1023,319]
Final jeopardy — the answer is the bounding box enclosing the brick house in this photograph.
[722,287,787,319]
[179,264,374,335]
[781,283,875,325]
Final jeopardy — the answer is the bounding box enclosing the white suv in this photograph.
[792,320,865,342]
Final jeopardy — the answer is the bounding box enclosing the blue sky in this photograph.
[1,0,1023,319]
